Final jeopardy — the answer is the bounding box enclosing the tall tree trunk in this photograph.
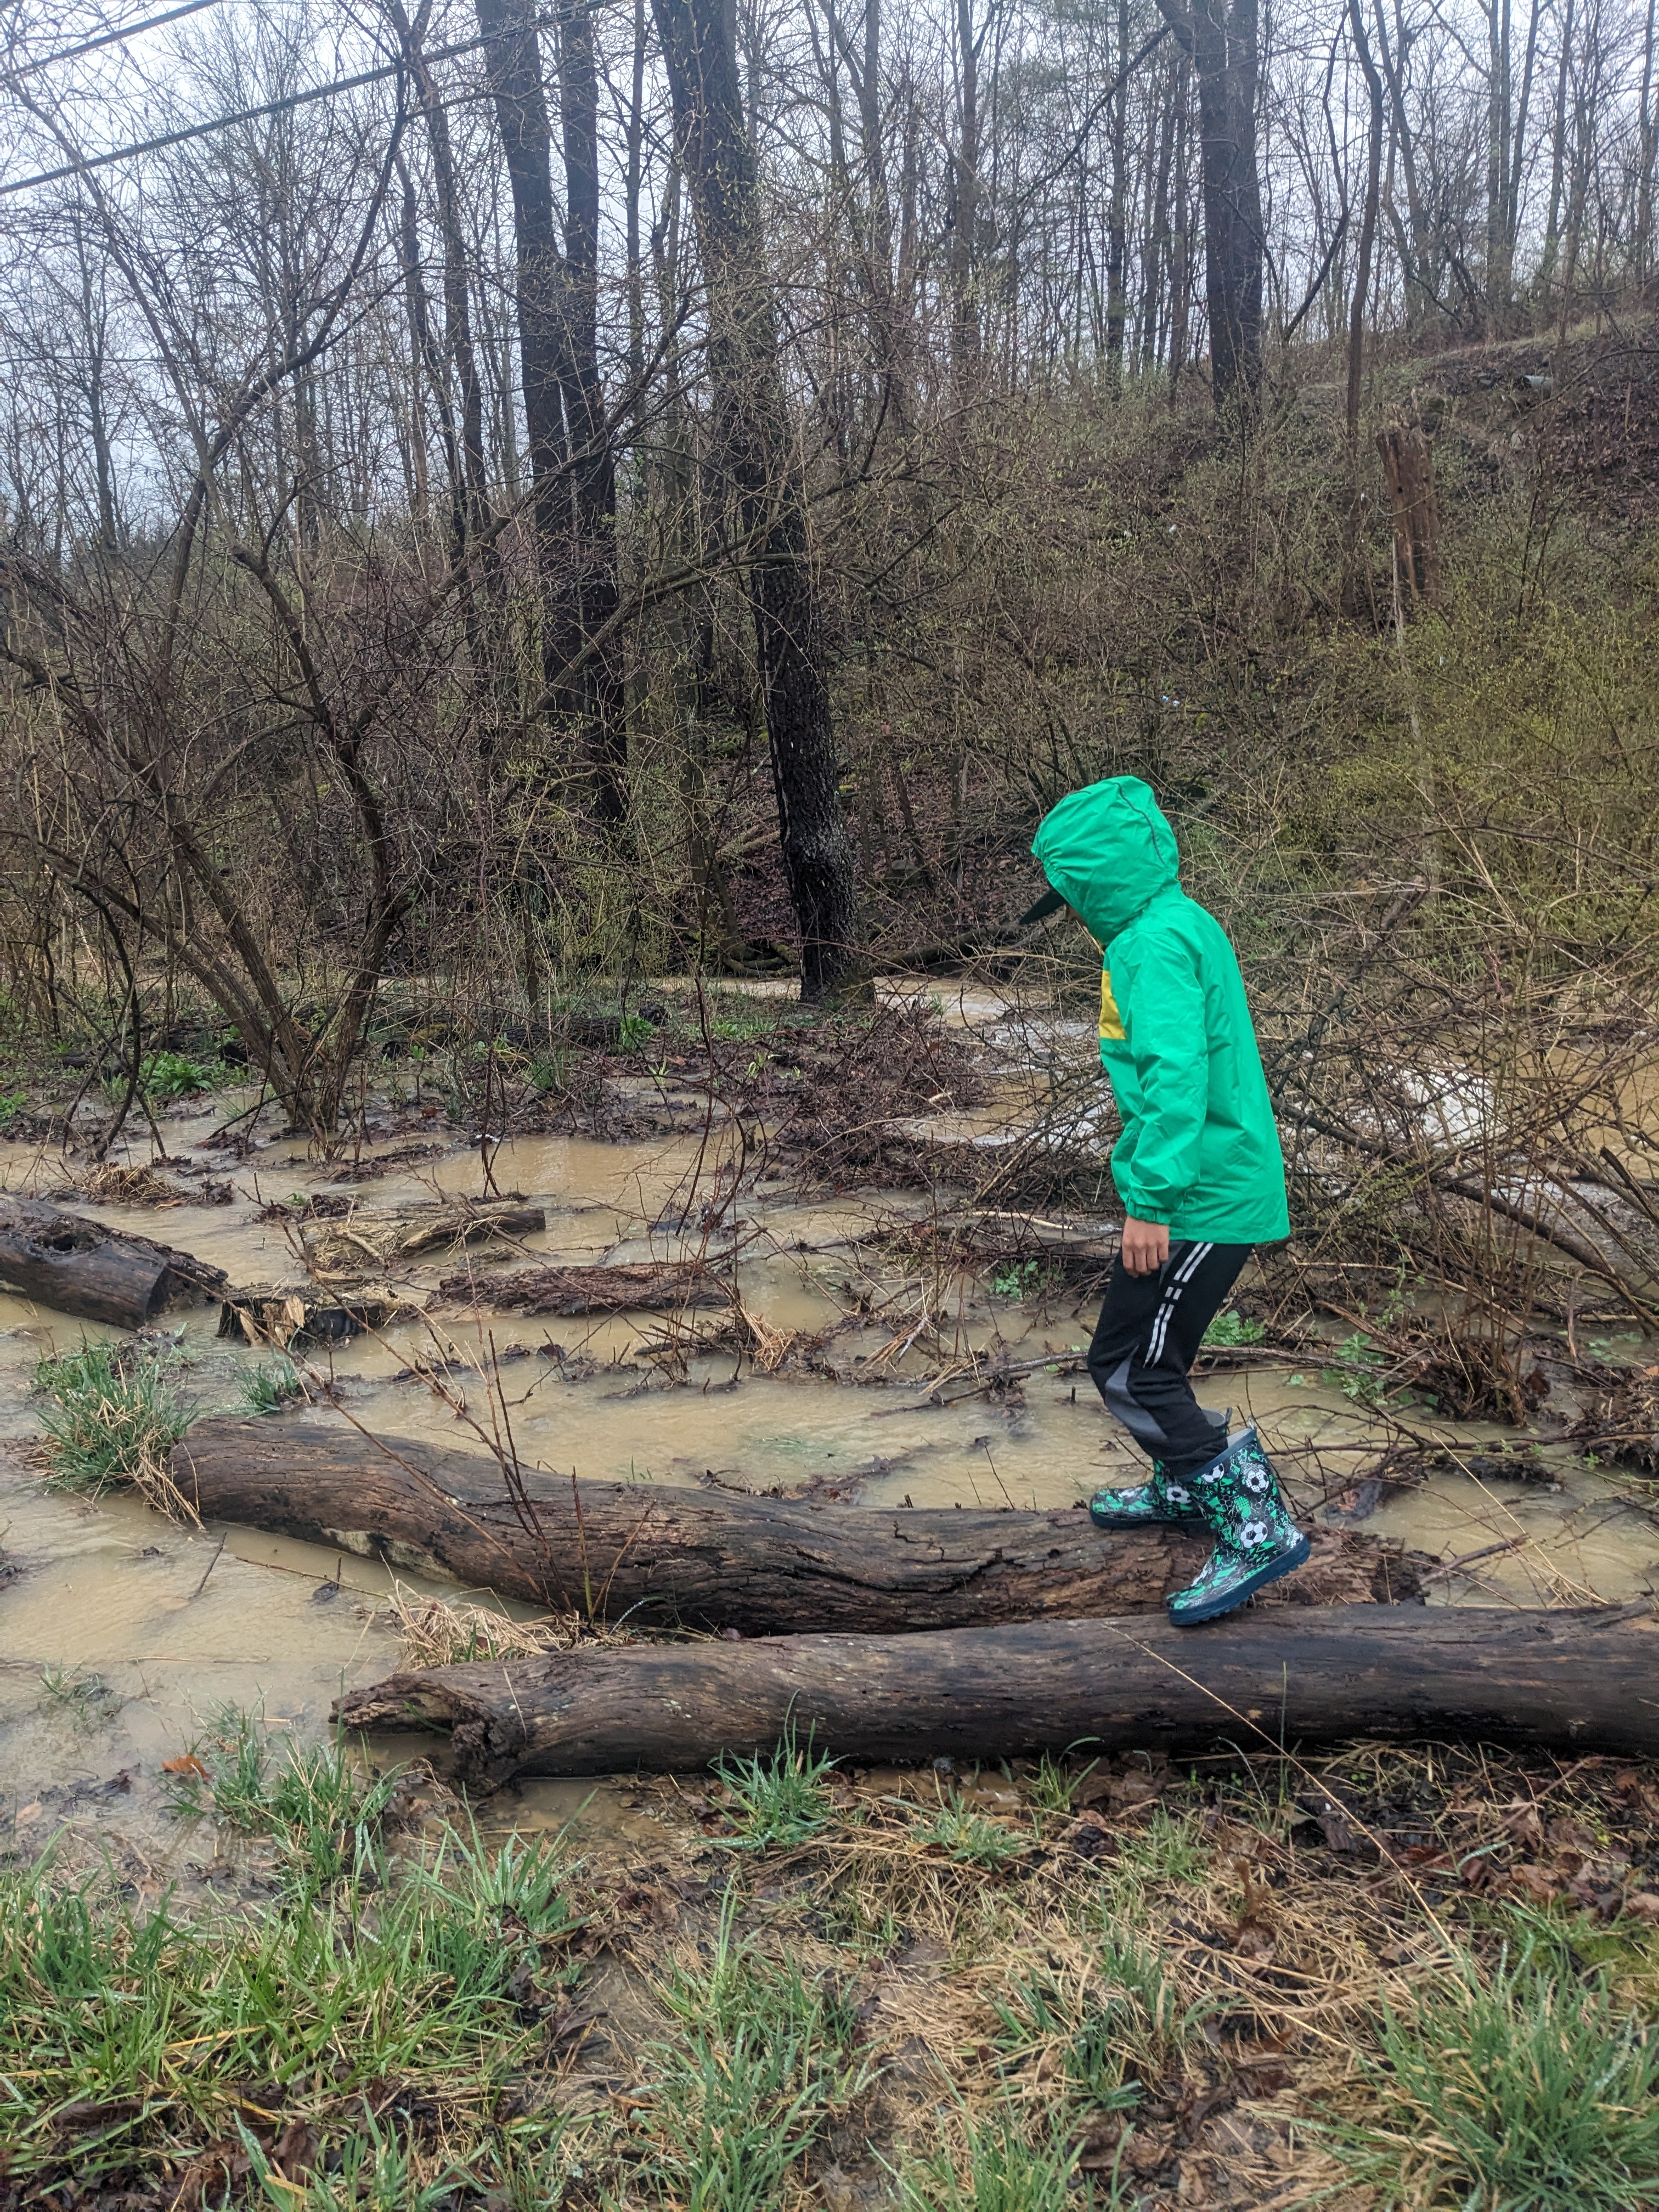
[473,0,579,715]
[1158,0,1263,404]
[1105,0,1131,384]
[946,0,983,397]
[558,0,627,821]
[652,0,859,998]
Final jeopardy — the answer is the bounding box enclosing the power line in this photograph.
[0,30,485,197]
[8,1,226,80]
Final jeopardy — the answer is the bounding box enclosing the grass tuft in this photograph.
[239,1352,303,1414]
[163,1706,399,1895]
[634,1891,872,2209]
[895,2106,1086,2210]
[1324,1921,1659,2210]
[33,1340,196,1515]
[714,1721,840,1850]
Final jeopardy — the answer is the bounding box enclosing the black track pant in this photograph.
[1086,1241,1252,1479]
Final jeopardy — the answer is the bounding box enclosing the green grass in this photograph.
[33,1341,194,1497]
[713,1723,839,1850]
[0,1820,578,2193]
[239,1353,302,1414]
[1323,1918,1659,2209]
[0,1085,24,1131]
[895,2107,1087,2210]
[634,1892,872,2210]
[163,1708,401,1895]
[906,1796,1030,1871]
[990,1258,1045,1301]
[40,1666,121,1724]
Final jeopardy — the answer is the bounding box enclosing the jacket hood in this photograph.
[1030,776,1181,944]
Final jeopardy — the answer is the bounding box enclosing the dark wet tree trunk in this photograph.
[1158,0,1263,404]
[651,0,858,998]
[557,0,627,820]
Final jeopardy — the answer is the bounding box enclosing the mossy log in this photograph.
[335,1600,1659,1788]
[170,1417,1420,1635]
[0,1195,227,1329]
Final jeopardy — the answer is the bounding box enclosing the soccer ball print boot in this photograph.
[1090,1412,1231,1531]
[1089,1461,1205,1530]
[1166,1428,1310,1626]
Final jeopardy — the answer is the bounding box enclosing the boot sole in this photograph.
[1167,1532,1312,1626]
[1090,1509,1207,1532]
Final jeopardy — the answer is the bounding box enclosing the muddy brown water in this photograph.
[3,982,1657,1871]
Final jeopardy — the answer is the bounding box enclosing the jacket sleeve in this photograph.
[1111,928,1209,1224]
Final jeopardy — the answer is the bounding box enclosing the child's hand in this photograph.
[1121,1217,1170,1277]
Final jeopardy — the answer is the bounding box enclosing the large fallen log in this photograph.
[336,1600,1659,1787]
[171,1417,1420,1635]
[0,1195,228,1329]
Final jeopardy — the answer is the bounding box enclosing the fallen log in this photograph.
[335,1599,1659,1787]
[438,1260,730,1314]
[218,1284,429,1348]
[0,1195,228,1329]
[170,1417,1420,1635]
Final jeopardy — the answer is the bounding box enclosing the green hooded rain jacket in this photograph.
[1031,776,1289,1246]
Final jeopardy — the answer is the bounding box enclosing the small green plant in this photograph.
[990,1258,1045,1301]
[1322,1922,1659,2208]
[895,2107,1086,2210]
[128,1051,230,1103]
[1324,1329,1391,1406]
[528,1047,570,1095]
[616,1012,655,1052]
[41,1666,120,1723]
[240,1355,302,1415]
[33,1342,194,1500]
[1201,1307,1266,1348]
[0,1087,25,1132]
[908,1797,1029,1871]
[1027,1751,1098,1817]
[714,1722,839,1849]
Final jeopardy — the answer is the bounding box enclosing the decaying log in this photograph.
[0,1195,228,1329]
[304,1200,545,1280]
[335,1600,1659,1787]
[437,1261,730,1314]
[170,1417,1420,1635]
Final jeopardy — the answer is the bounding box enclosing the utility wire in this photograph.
[0,29,484,195]
[8,0,226,79]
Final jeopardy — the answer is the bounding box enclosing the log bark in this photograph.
[170,1417,1419,1635]
[335,1600,1659,1787]
[0,1196,228,1329]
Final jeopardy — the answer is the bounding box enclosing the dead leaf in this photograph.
[1503,1862,1560,1904]
[1622,1891,1659,1921]
[1232,1918,1277,1962]
[162,1754,210,1778]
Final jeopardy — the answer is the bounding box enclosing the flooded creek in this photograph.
[3,1001,1658,1869]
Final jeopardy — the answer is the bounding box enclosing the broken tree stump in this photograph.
[168,1417,1420,1636]
[0,1195,228,1329]
[334,1600,1659,1787]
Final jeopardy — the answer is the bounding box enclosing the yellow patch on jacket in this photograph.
[1099,969,1125,1042]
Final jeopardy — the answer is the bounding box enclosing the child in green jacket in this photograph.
[1025,776,1308,1624]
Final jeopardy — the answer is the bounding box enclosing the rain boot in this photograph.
[1089,1410,1230,1531]
[1089,1460,1205,1530]
[1166,1427,1309,1626]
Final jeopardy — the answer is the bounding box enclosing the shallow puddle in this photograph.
[3,1004,1658,1863]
